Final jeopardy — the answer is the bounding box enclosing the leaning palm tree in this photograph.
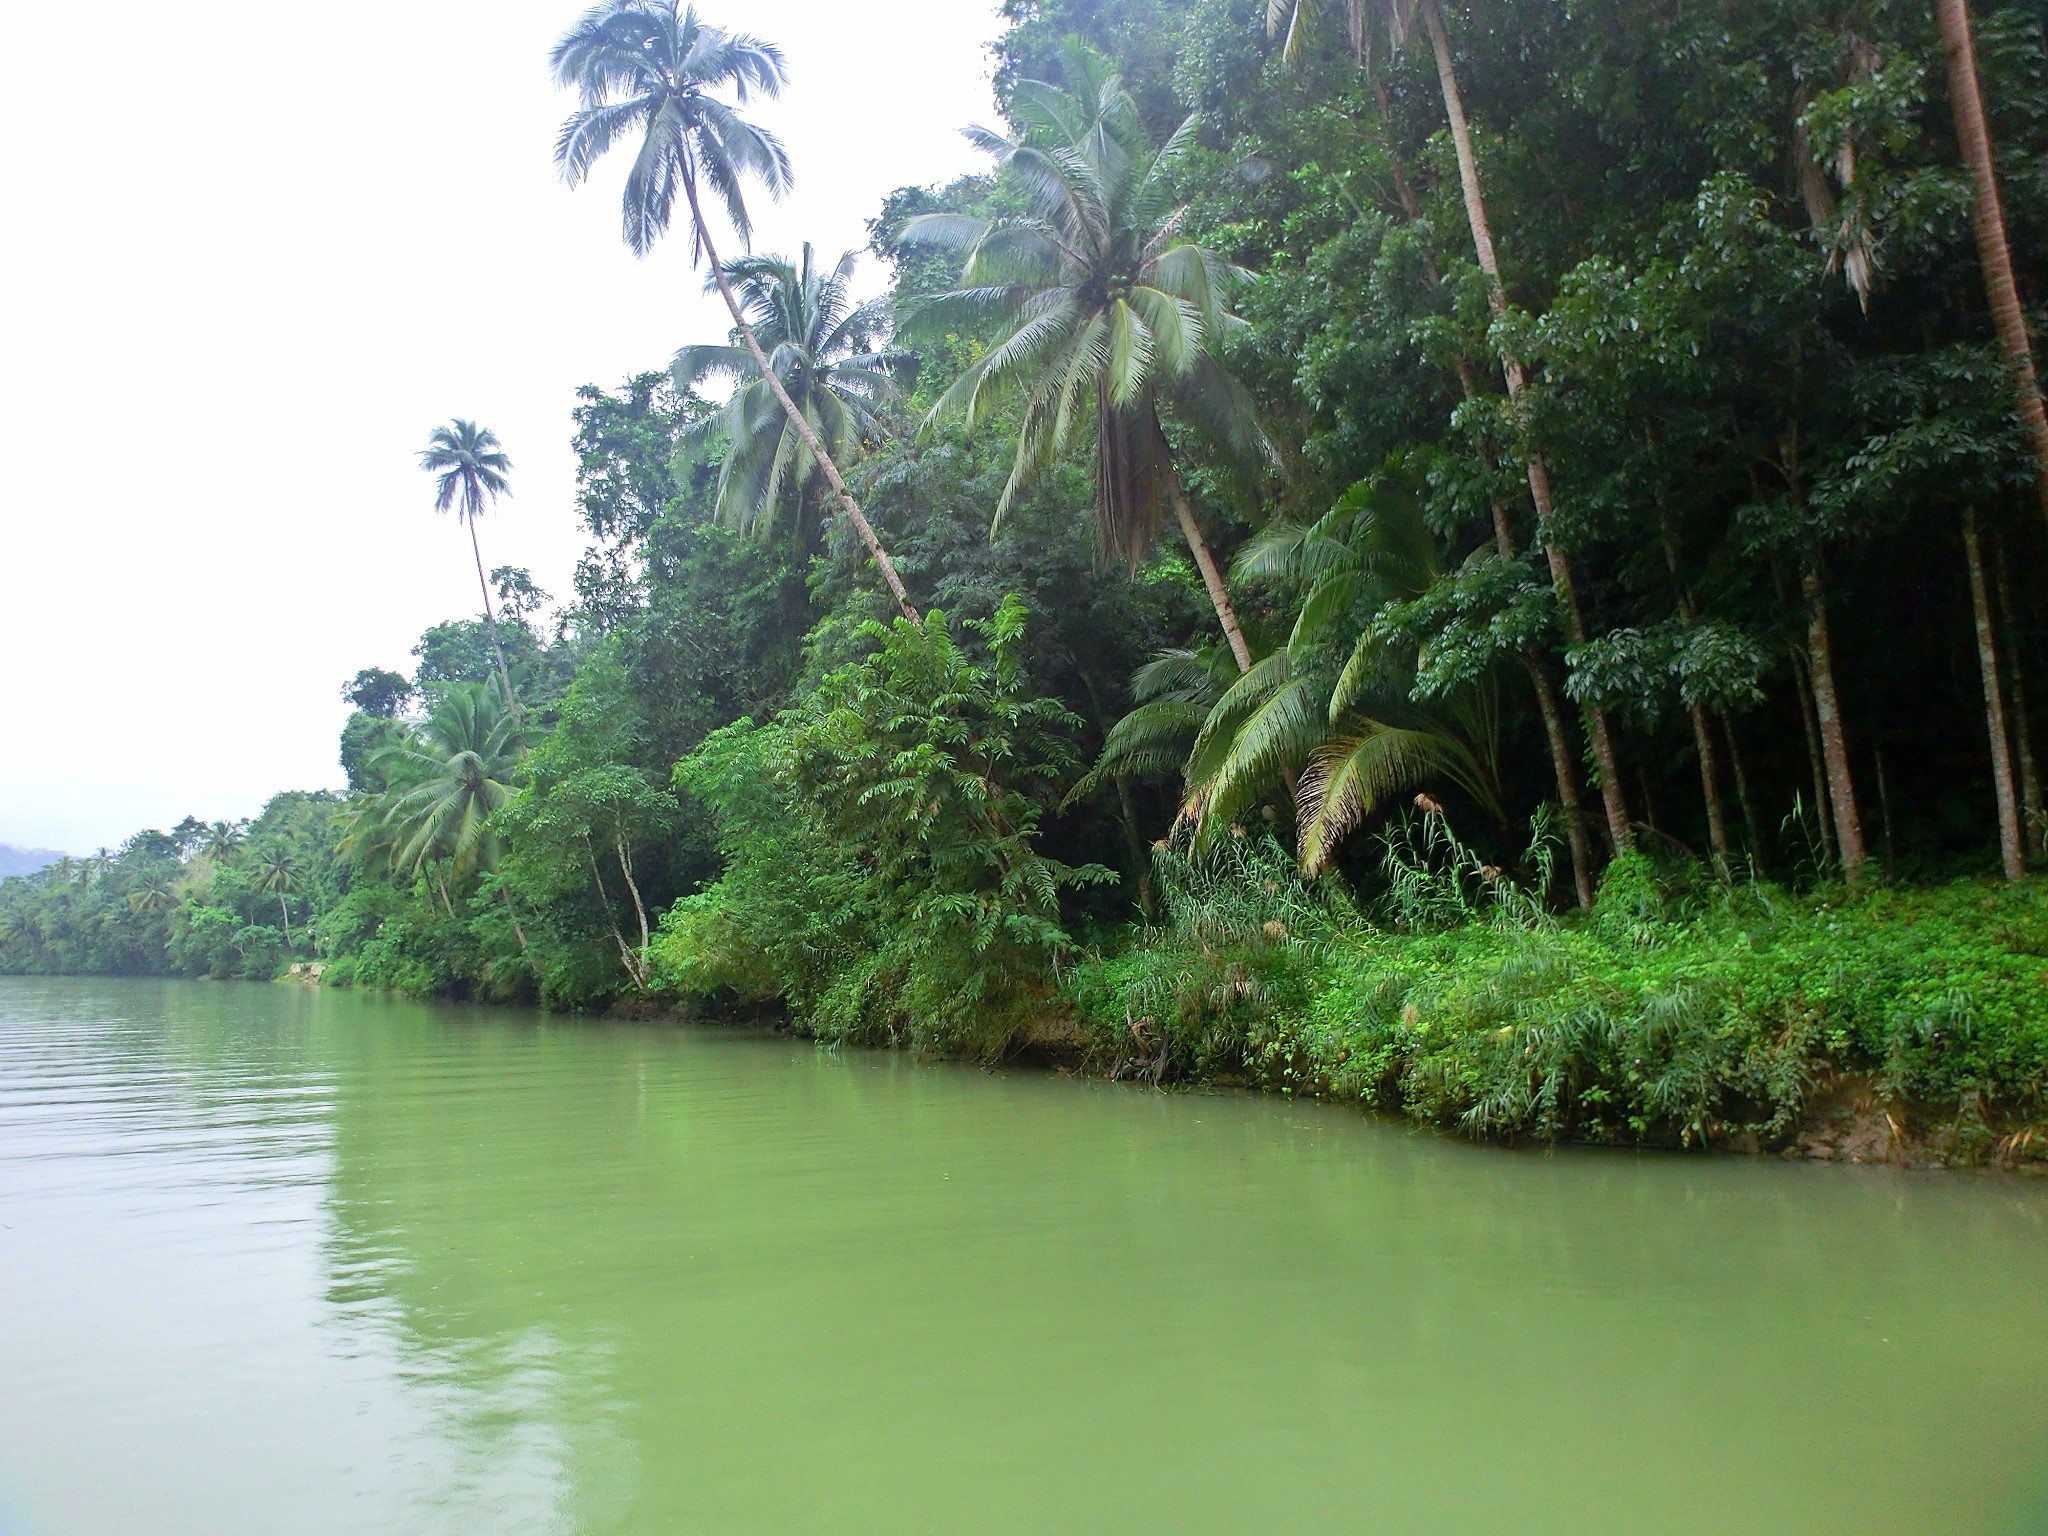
[1936,0,2048,530]
[251,845,301,946]
[674,243,912,538]
[1265,0,1633,857]
[551,0,916,619]
[899,44,1277,673]
[419,421,524,727]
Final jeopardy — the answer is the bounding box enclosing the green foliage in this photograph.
[654,598,1111,1056]
[1068,815,2048,1158]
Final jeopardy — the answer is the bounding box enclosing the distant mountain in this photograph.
[0,845,67,879]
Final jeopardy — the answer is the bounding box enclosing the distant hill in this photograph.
[0,845,66,879]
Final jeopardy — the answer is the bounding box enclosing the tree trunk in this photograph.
[469,519,524,731]
[1372,75,1599,905]
[1420,0,1631,854]
[1872,734,1899,881]
[1660,512,1730,878]
[1686,704,1732,880]
[1165,470,1255,673]
[585,840,644,989]
[1994,538,2043,858]
[498,878,529,954]
[616,835,652,983]
[1962,507,2026,880]
[1791,648,1838,871]
[682,175,918,622]
[1937,0,2048,528]
[1520,652,1597,908]
[1718,708,1767,877]
[277,891,293,946]
[1801,564,1868,881]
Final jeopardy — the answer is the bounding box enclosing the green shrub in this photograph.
[652,598,1112,1057]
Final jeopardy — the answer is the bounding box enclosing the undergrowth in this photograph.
[1064,806,2048,1161]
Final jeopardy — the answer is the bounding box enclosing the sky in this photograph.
[0,0,1003,855]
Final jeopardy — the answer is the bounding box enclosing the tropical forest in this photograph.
[10,0,2048,1166]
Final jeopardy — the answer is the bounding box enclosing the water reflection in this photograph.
[3,978,2046,1535]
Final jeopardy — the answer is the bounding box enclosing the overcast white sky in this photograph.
[0,0,1002,854]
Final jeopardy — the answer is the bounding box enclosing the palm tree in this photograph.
[674,243,911,538]
[551,0,917,620]
[1183,484,1505,871]
[1085,486,1505,874]
[419,421,524,728]
[252,845,301,946]
[202,820,245,865]
[1265,0,1633,855]
[900,45,1277,673]
[1936,0,2048,529]
[362,684,525,896]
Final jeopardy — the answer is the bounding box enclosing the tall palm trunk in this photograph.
[1801,564,1869,881]
[468,518,524,730]
[1419,0,1632,855]
[1962,508,2026,880]
[1164,464,1254,673]
[1373,80,1596,905]
[1937,0,2048,527]
[276,891,294,946]
[681,176,918,622]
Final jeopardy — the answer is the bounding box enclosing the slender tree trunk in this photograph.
[1791,647,1838,870]
[616,835,651,981]
[1962,507,2026,880]
[1165,470,1254,673]
[1994,537,2043,857]
[585,841,643,989]
[1660,512,1731,878]
[1420,0,1631,854]
[1873,734,1899,880]
[1801,564,1868,881]
[469,519,523,731]
[1719,708,1767,876]
[1686,705,1732,879]
[434,871,456,919]
[1937,0,2048,528]
[1523,654,1598,908]
[498,878,528,953]
[682,176,918,622]
[277,891,293,946]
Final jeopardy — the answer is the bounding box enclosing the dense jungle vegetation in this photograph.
[8,0,2048,1160]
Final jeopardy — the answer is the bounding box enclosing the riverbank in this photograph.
[640,840,2048,1169]
[1051,854,2048,1168]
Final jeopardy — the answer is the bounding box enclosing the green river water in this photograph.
[2,978,2045,1534]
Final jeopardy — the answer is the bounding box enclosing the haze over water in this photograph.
[3,978,2046,1534]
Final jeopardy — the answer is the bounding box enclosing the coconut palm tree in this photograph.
[251,845,301,946]
[1936,0,2048,529]
[365,685,525,886]
[900,45,1277,673]
[1264,0,1633,855]
[419,421,524,728]
[202,820,245,865]
[674,243,912,538]
[551,0,916,620]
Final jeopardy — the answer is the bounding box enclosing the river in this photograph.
[2,977,2045,1534]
